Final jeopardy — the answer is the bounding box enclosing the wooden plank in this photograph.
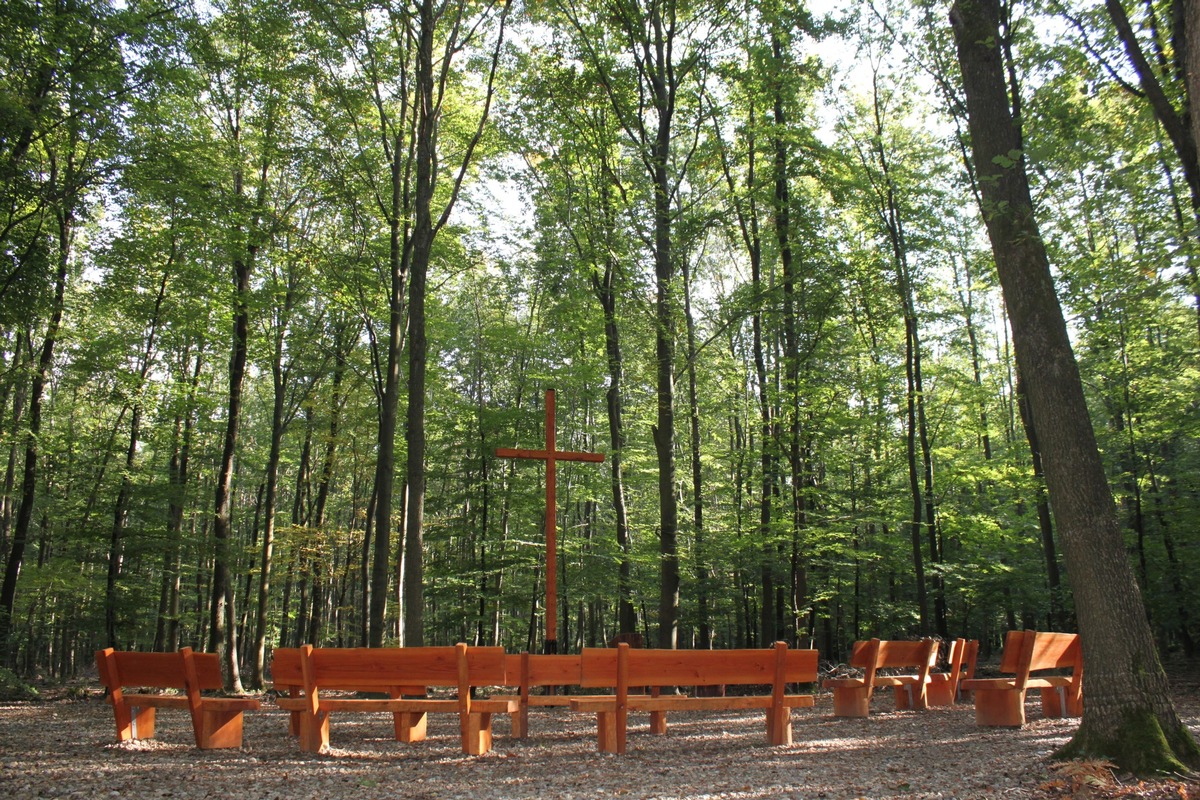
[314,698,460,713]
[1026,632,1080,671]
[875,640,937,669]
[308,647,460,686]
[187,652,225,691]
[570,693,815,713]
[116,694,191,709]
[105,652,189,690]
[579,647,818,688]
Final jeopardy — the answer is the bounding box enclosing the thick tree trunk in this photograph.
[951,0,1199,773]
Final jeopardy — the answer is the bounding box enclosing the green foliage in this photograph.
[0,667,39,701]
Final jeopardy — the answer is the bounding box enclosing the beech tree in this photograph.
[950,0,1200,774]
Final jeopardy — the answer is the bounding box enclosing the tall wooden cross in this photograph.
[496,389,603,653]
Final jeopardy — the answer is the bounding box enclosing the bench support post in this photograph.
[831,685,871,718]
[1040,686,1082,718]
[199,707,247,750]
[765,707,792,746]
[394,711,428,743]
[973,687,1026,726]
[463,712,493,755]
[121,704,157,741]
[298,710,331,752]
[596,711,618,753]
[926,675,955,706]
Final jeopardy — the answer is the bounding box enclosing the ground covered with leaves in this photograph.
[1,673,1196,800]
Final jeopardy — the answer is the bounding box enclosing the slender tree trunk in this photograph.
[156,347,201,653]
[682,251,709,647]
[105,271,169,648]
[210,242,251,693]
[0,216,68,665]
[592,189,636,637]
[951,0,1199,772]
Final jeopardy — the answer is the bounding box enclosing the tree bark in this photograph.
[951,0,1200,773]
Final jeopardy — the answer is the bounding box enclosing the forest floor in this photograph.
[1,662,1197,800]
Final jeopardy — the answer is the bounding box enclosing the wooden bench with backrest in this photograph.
[272,643,518,755]
[502,652,583,738]
[822,638,939,717]
[960,629,1082,726]
[926,637,978,706]
[568,642,819,754]
[95,647,260,749]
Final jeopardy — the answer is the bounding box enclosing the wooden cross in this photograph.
[496,389,603,653]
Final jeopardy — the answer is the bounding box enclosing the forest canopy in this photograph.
[0,0,1197,684]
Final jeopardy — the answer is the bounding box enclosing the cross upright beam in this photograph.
[496,389,603,652]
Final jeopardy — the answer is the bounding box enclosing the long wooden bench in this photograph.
[272,643,518,755]
[822,638,939,717]
[926,637,978,706]
[95,647,260,749]
[960,629,1082,726]
[568,642,818,754]
[503,652,583,738]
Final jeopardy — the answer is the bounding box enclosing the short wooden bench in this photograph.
[926,637,978,706]
[503,652,583,738]
[568,642,818,754]
[272,643,518,755]
[95,647,260,749]
[822,638,939,717]
[960,629,1082,726]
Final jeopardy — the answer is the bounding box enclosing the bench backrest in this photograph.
[998,630,1081,684]
[848,639,938,671]
[578,643,819,689]
[271,644,507,693]
[504,653,582,688]
[96,647,222,692]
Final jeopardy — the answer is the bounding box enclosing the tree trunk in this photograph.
[209,243,250,693]
[951,0,1199,773]
[592,234,636,636]
[0,216,68,665]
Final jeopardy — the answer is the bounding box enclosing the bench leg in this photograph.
[973,688,1026,726]
[926,675,955,706]
[596,711,618,753]
[766,707,792,746]
[198,708,246,750]
[831,686,871,718]
[298,711,330,753]
[394,711,428,743]
[893,684,929,711]
[463,712,493,755]
[649,710,667,735]
[1041,687,1083,719]
[112,703,158,741]
[512,705,528,739]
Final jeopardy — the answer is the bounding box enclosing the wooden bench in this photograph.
[95,647,260,749]
[568,642,818,754]
[503,652,583,738]
[822,638,939,717]
[960,629,1082,726]
[926,638,978,706]
[272,643,518,755]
